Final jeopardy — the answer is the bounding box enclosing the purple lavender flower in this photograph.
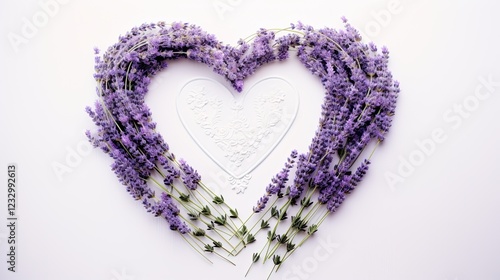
[143,193,190,233]
[163,164,180,186]
[179,159,201,190]
[348,159,370,192]
[253,195,269,213]
[288,153,315,201]
[254,150,298,212]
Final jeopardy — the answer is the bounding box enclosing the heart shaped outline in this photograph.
[177,77,299,180]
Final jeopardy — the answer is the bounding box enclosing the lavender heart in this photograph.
[86,19,399,276]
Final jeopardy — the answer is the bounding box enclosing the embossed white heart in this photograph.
[177,78,299,182]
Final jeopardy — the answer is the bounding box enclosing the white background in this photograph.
[1,0,500,279]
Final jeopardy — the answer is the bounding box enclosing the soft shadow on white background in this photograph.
[1,0,499,279]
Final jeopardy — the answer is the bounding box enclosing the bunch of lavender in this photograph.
[245,19,399,277]
[86,19,399,276]
[86,22,283,264]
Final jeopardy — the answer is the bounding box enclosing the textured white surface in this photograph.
[1,0,500,279]
[177,77,298,188]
